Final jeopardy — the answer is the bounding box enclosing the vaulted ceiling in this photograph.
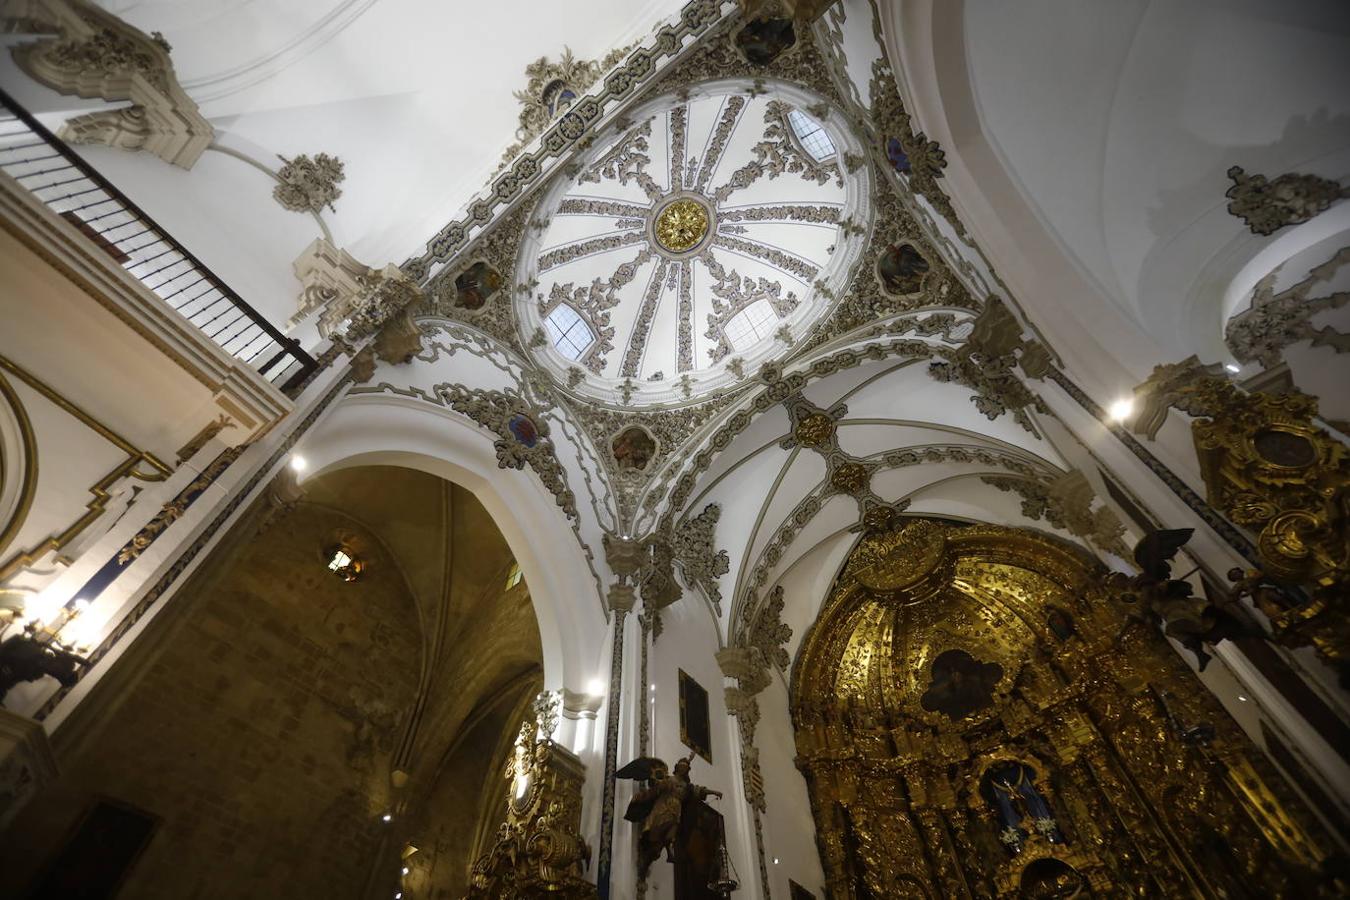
[92,0,679,262]
[884,0,1350,383]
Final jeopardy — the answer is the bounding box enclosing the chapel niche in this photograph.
[789,518,1339,899]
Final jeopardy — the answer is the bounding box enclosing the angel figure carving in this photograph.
[1107,528,1251,669]
[617,751,723,877]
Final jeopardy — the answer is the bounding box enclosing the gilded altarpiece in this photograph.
[790,520,1337,899]
[462,716,596,900]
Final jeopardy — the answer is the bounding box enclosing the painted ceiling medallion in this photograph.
[654,198,711,254]
[517,83,870,406]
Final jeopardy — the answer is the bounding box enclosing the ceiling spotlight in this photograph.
[1107,398,1134,423]
[587,678,605,696]
[289,454,308,472]
[1224,363,1241,373]
[381,813,392,823]
[1238,695,1248,702]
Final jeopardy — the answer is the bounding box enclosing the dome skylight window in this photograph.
[724,299,778,351]
[545,304,593,360]
[787,109,835,162]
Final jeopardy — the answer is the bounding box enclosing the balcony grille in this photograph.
[0,89,315,393]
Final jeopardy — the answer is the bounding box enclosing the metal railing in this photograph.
[0,89,315,393]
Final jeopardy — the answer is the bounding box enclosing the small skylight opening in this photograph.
[505,562,524,590]
[544,304,594,360]
[328,549,353,573]
[787,109,836,162]
[725,299,778,352]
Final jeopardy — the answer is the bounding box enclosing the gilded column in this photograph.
[906,769,972,899]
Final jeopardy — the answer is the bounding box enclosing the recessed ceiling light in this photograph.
[1108,398,1134,423]
[1225,363,1240,373]
[289,454,308,472]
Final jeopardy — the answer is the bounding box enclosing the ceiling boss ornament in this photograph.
[273,152,345,214]
[654,198,711,254]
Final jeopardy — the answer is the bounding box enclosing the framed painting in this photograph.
[678,668,712,763]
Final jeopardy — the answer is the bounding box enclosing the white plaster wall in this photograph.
[641,593,749,900]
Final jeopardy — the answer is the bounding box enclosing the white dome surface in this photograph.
[516,80,871,406]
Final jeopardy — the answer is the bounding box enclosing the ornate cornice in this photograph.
[500,44,637,168]
[9,0,213,168]
[402,0,729,282]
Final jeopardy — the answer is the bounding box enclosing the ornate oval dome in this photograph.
[515,80,870,406]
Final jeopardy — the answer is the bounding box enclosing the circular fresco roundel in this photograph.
[515,80,871,407]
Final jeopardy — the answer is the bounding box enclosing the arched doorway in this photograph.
[790,518,1334,898]
[0,465,564,899]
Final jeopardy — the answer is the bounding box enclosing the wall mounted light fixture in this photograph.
[0,596,93,699]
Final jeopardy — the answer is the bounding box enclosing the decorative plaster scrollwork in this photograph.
[9,0,212,168]
[670,502,731,611]
[436,384,579,521]
[868,58,964,237]
[717,583,792,814]
[741,584,791,672]
[1127,355,1230,441]
[1226,246,1350,369]
[710,99,841,203]
[273,153,345,214]
[1225,166,1348,237]
[420,205,533,357]
[926,298,1048,435]
[499,44,637,169]
[693,95,747,193]
[981,471,1129,558]
[702,250,800,363]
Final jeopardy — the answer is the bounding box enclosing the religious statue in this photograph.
[1107,529,1250,669]
[617,751,723,877]
[982,761,1063,852]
